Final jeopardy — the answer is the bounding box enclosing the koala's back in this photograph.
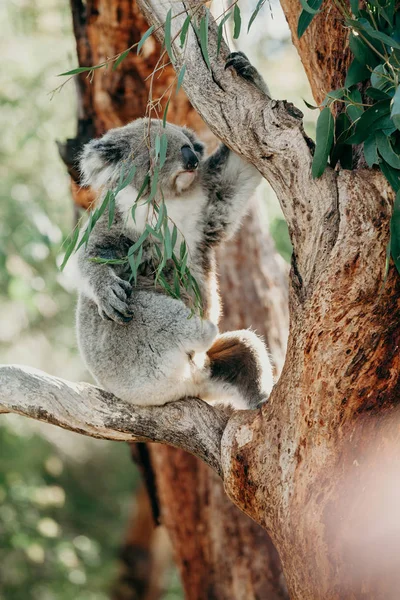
[76,289,213,406]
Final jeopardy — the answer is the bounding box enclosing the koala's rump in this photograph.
[76,290,196,405]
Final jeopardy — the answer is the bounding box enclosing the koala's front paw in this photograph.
[225,52,270,96]
[96,277,133,324]
[225,51,254,80]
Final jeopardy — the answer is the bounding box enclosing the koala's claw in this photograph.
[225,52,255,81]
[224,51,270,96]
[97,277,134,325]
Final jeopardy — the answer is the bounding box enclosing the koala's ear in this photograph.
[79,136,130,189]
[182,127,205,157]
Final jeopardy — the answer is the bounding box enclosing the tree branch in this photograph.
[136,0,339,290]
[0,364,229,477]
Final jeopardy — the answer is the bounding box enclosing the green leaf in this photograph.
[113,49,130,71]
[346,88,364,123]
[376,130,400,169]
[118,164,136,191]
[345,99,391,143]
[128,253,137,284]
[173,269,181,297]
[156,201,167,230]
[108,192,115,228]
[380,160,400,192]
[233,4,241,39]
[297,0,324,38]
[312,107,335,178]
[128,229,149,255]
[164,9,173,62]
[137,25,155,54]
[217,12,231,57]
[366,88,391,101]
[345,58,370,87]
[180,240,187,260]
[348,32,379,69]
[199,11,211,70]
[147,168,159,204]
[58,65,102,76]
[180,14,191,48]
[145,223,162,241]
[303,98,319,110]
[164,224,172,259]
[248,0,266,32]
[176,64,186,93]
[357,18,400,50]
[391,86,400,131]
[171,224,178,250]
[136,173,150,202]
[299,0,321,15]
[322,88,345,106]
[391,190,400,274]
[159,134,168,168]
[330,112,353,169]
[60,226,80,271]
[364,135,379,167]
[350,0,359,16]
[163,99,170,128]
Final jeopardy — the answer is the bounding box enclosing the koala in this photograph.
[74,52,273,410]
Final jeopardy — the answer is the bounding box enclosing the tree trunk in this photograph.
[64,1,289,598]
[134,2,400,598]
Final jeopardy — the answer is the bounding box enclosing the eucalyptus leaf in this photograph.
[233,4,241,39]
[299,0,321,15]
[60,226,80,271]
[180,14,191,48]
[345,58,370,87]
[137,25,155,54]
[217,12,231,57]
[345,99,391,143]
[364,135,379,167]
[113,49,130,71]
[162,99,170,128]
[391,190,400,274]
[312,107,335,178]
[58,65,102,76]
[391,86,400,131]
[380,160,400,192]
[164,9,173,62]
[297,0,324,38]
[159,134,168,168]
[199,11,211,70]
[376,130,400,169]
[176,64,186,93]
[248,0,266,32]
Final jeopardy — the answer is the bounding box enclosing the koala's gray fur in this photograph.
[75,52,273,409]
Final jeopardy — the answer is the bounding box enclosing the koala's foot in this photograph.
[96,276,133,324]
[225,52,270,97]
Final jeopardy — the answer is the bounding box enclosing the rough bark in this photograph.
[60,2,290,599]
[278,0,352,105]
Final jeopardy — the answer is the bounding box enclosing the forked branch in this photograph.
[0,365,229,477]
[137,0,339,288]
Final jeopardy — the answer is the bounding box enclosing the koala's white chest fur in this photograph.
[117,184,207,261]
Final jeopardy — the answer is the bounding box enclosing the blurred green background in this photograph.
[0,0,315,598]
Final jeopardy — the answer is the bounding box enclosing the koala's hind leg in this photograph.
[204,330,273,409]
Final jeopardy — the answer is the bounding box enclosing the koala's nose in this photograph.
[181,145,199,171]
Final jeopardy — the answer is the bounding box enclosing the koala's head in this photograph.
[79,118,205,198]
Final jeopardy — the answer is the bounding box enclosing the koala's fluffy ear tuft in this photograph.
[79,136,131,189]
